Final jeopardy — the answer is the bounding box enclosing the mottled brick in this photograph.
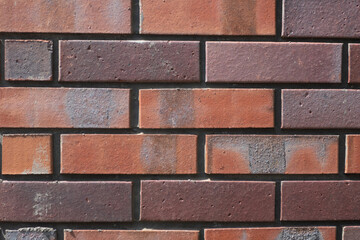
[282,181,360,221]
[64,230,199,240]
[343,227,360,240]
[5,227,56,240]
[0,0,131,34]
[0,181,131,222]
[205,227,336,240]
[0,88,129,128]
[59,41,199,82]
[206,42,342,83]
[5,40,53,81]
[206,135,338,174]
[345,135,360,173]
[283,0,360,38]
[349,44,360,83]
[139,89,274,128]
[61,134,197,174]
[282,89,360,129]
[2,134,53,175]
[141,180,275,222]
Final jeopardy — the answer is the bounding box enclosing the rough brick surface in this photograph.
[349,44,360,84]
[0,181,132,222]
[5,40,53,81]
[205,227,336,240]
[0,88,129,128]
[281,181,360,221]
[346,135,360,174]
[5,227,56,240]
[283,0,360,38]
[0,0,131,34]
[282,90,360,129]
[139,89,274,128]
[206,135,338,174]
[64,230,199,240]
[59,40,200,82]
[61,134,197,174]
[206,42,342,83]
[343,227,360,240]
[140,0,275,35]
[141,180,275,222]
[2,134,53,175]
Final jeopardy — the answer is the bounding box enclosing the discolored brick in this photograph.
[59,41,200,82]
[0,181,132,222]
[281,181,360,221]
[0,88,129,128]
[5,227,56,240]
[282,89,360,129]
[140,0,275,35]
[206,135,338,174]
[349,44,360,84]
[206,42,342,83]
[5,40,53,81]
[61,134,197,174]
[0,0,131,34]
[283,0,360,38]
[205,227,336,240]
[140,180,275,222]
[345,135,360,174]
[343,227,360,240]
[64,230,199,240]
[2,134,53,175]
[139,89,274,128]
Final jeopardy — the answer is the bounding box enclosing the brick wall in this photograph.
[0,0,359,240]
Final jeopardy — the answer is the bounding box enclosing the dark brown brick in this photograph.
[282,90,360,129]
[5,227,56,240]
[0,181,132,222]
[343,227,360,240]
[206,42,342,83]
[5,40,53,81]
[281,181,360,221]
[59,41,200,82]
[141,180,275,222]
[283,0,360,38]
[349,44,360,84]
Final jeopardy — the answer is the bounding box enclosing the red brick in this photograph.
[140,0,275,35]
[2,134,53,175]
[0,0,131,34]
[343,227,360,240]
[64,230,199,240]
[59,41,200,82]
[5,228,56,240]
[0,181,132,222]
[281,181,360,221]
[345,135,360,173]
[205,227,336,240]
[5,40,53,81]
[0,88,129,128]
[282,89,360,129]
[206,42,342,83]
[206,135,338,174]
[139,89,274,128]
[283,0,360,38]
[140,180,275,222]
[61,134,197,174]
[349,44,360,84]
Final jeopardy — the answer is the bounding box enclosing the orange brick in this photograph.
[2,134,52,175]
[139,89,274,128]
[140,0,275,35]
[61,134,197,174]
[346,135,360,173]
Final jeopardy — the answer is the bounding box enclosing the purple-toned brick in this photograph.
[343,227,360,240]
[349,44,360,84]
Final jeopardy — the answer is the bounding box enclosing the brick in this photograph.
[343,227,360,240]
[141,180,275,222]
[205,227,336,240]
[349,44,360,83]
[282,89,360,129]
[0,0,131,34]
[0,88,129,128]
[59,40,200,82]
[206,135,338,174]
[61,134,197,174]
[206,42,342,83]
[2,134,53,175]
[0,181,131,222]
[5,227,56,240]
[345,135,360,173]
[64,230,199,240]
[139,89,274,128]
[5,40,53,81]
[140,0,275,35]
[283,0,360,38]
[281,181,360,221]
